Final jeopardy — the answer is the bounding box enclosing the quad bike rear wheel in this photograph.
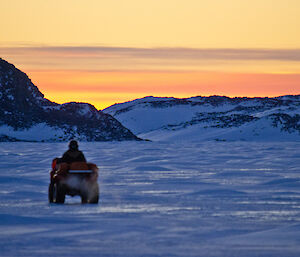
[80,183,99,204]
[49,182,65,204]
[89,183,99,204]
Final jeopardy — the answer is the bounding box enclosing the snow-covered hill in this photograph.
[0,58,139,141]
[103,95,300,141]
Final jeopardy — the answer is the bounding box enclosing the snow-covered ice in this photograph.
[0,141,300,257]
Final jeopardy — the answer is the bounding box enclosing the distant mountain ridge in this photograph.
[0,58,139,142]
[2,57,299,142]
[103,95,300,141]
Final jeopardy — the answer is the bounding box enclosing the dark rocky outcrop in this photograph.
[0,58,139,141]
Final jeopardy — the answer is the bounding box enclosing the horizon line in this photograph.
[51,94,300,111]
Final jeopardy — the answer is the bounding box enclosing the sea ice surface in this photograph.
[0,141,300,257]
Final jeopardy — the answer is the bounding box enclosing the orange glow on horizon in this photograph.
[26,69,300,110]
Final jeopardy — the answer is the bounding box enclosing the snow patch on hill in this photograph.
[0,123,80,142]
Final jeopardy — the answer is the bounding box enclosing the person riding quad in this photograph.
[49,140,99,204]
[61,140,86,164]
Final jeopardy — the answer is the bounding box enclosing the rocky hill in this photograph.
[0,58,139,142]
[103,95,300,141]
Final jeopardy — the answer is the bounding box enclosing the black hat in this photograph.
[69,140,78,150]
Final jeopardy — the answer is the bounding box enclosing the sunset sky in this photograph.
[1,0,300,109]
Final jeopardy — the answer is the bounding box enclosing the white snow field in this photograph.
[0,141,300,257]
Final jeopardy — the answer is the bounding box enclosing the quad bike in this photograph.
[49,159,99,204]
